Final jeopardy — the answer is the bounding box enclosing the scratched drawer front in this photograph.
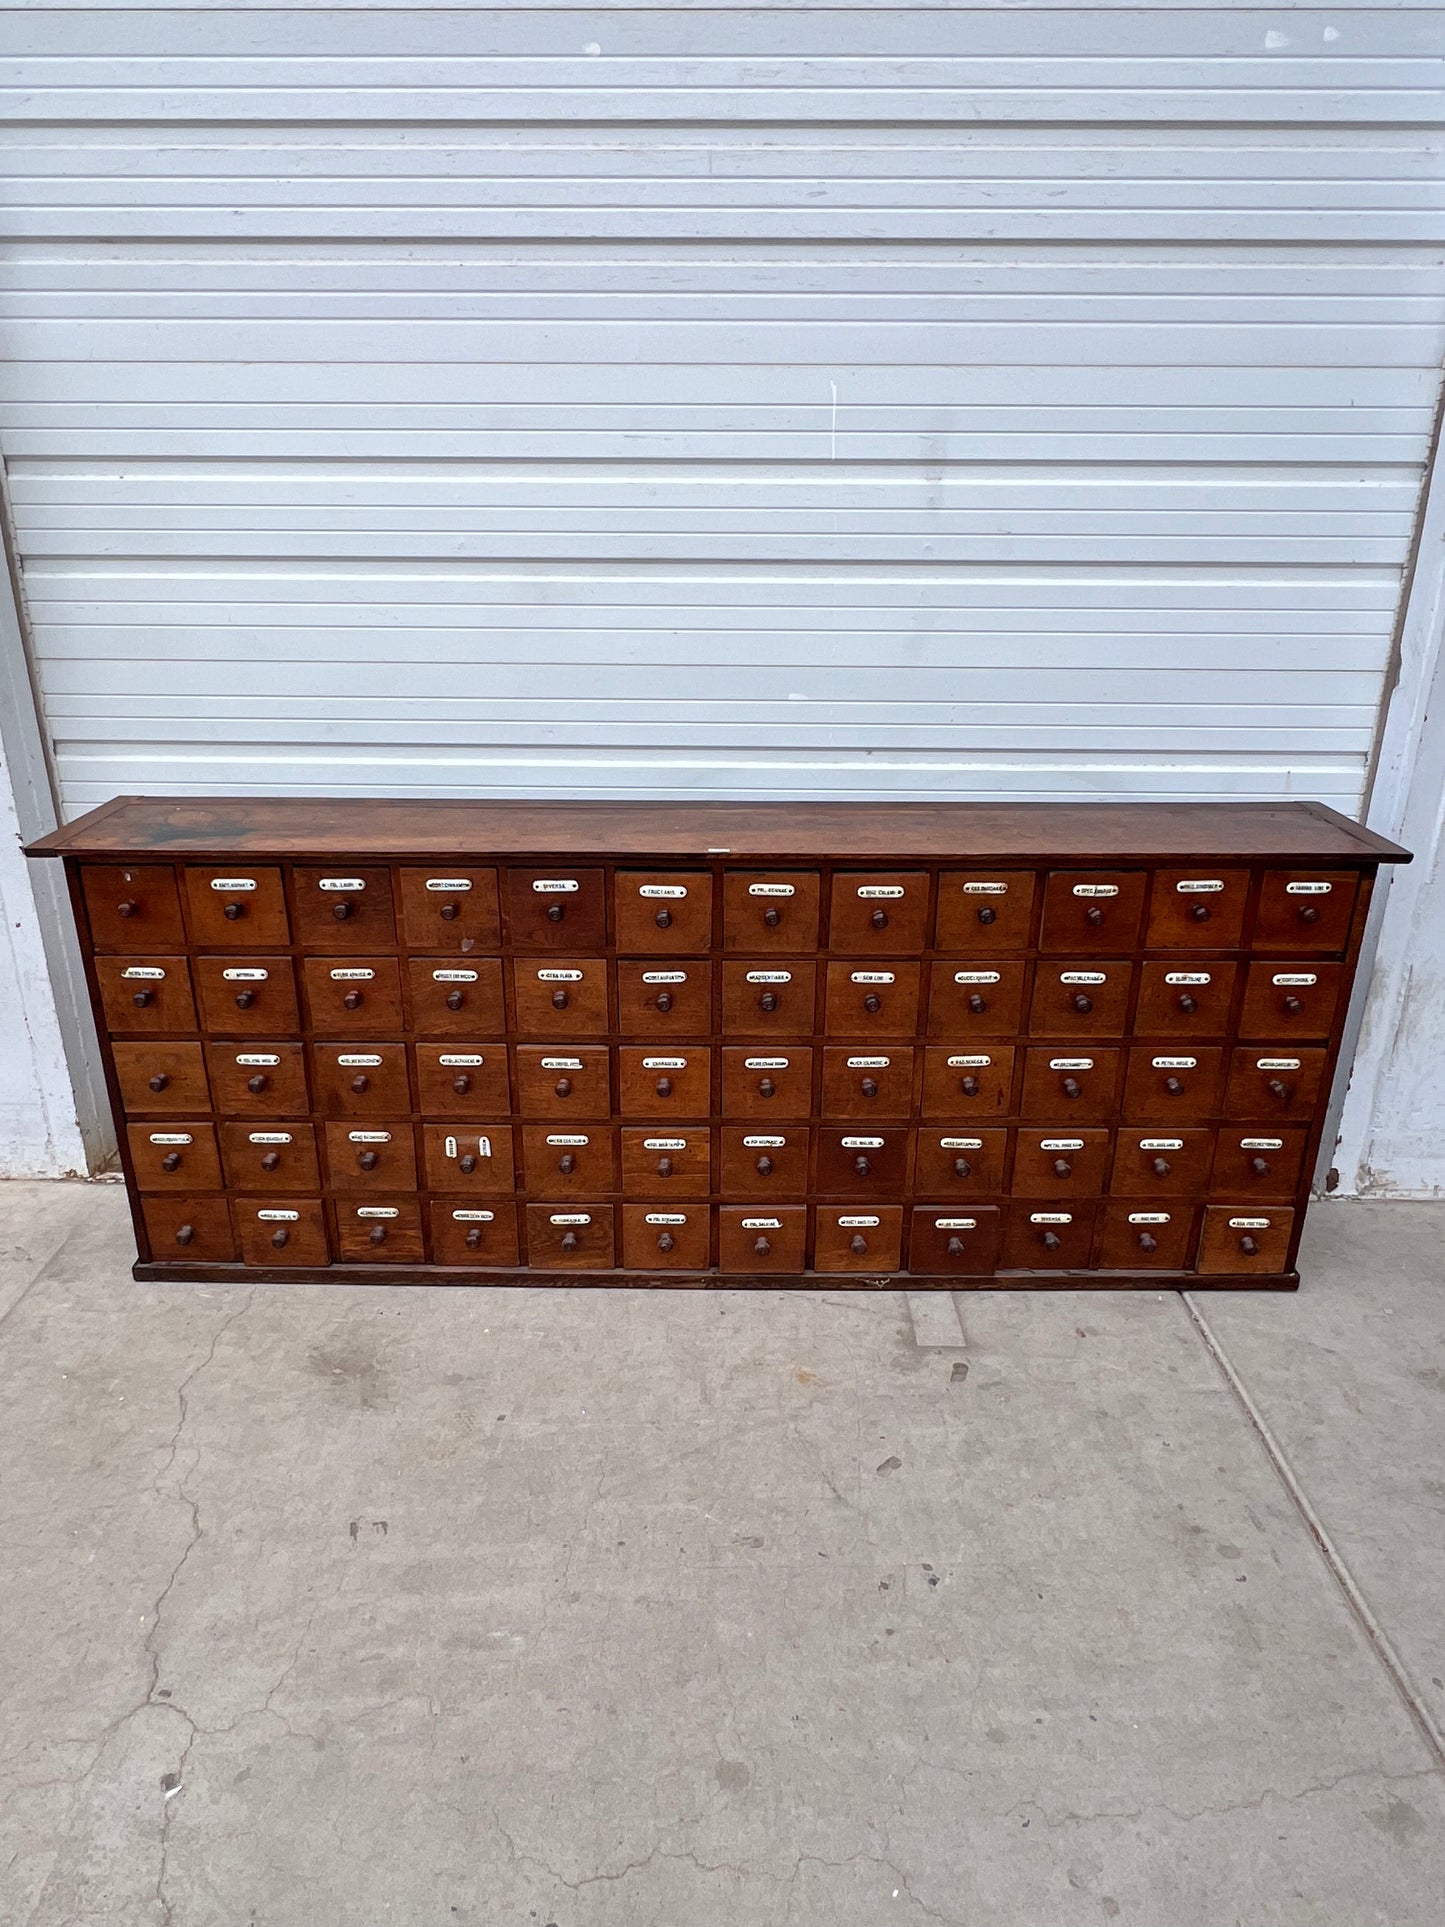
[814,1127,910,1199]
[819,1048,915,1119]
[302,957,405,1034]
[1222,1049,1328,1122]
[206,1043,309,1116]
[219,1123,321,1193]
[421,1124,516,1194]
[621,1205,711,1270]
[97,955,197,1035]
[1145,868,1250,950]
[1236,963,1344,1041]
[408,957,505,1036]
[322,1121,418,1194]
[127,1122,222,1192]
[1132,961,1238,1041]
[194,956,301,1035]
[113,1041,211,1115]
[1110,1129,1214,1199]
[520,1125,617,1195]
[333,1197,426,1264]
[1002,1204,1098,1271]
[506,868,607,949]
[398,867,500,951]
[1121,1048,1225,1123]
[1252,871,1358,953]
[1018,1049,1121,1124]
[235,1198,330,1268]
[309,1044,410,1117]
[1096,1204,1198,1271]
[925,961,1026,1038]
[718,1125,810,1198]
[908,1206,1003,1277]
[1027,962,1133,1039]
[613,870,714,951]
[823,962,921,1038]
[616,1047,711,1118]
[183,866,290,947]
[720,1048,814,1119]
[828,872,930,953]
[1209,1129,1310,1201]
[616,960,713,1036]
[525,1204,616,1269]
[292,866,397,951]
[722,871,821,952]
[82,864,185,950]
[812,1206,903,1273]
[620,1127,711,1199]
[721,960,817,1037]
[1196,1205,1295,1274]
[1038,871,1146,954]
[511,957,609,1038]
[718,1205,807,1272]
[933,870,1036,950]
[412,1046,510,1116]
[912,1128,1008,1197]
[1011,1129,1111,1198]
[514,1047,611,1118]
[140,1194,237,1264]
[430,1201,520,1266]
[918,1047,1014,1120]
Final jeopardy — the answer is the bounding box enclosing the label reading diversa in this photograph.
[642,971,686,984]
[1176,879,1224,894]
[856,886,904,899]
[122,966,165,980]
[439,1053,484,1066]
[1030,1213,1073,1225]
[433,969,477,982]
[1165,972,1210,986]
[1140,1138,1184,1152]
[953,971,1000,984]
[1049,1057,1093,1071]
[222,967,268,981]
[1072,883,1119,898]
[337,1054,382,1067]
[532,878,579,893]
[318,877,365,892]
[540,1056,583,1070]
[247,1131,292,1145]
[1152,1056,1196,1070]
[545,1134,589,1147]
[258,1209,299,1222]
[748,883,794,897]
[1273,973,1318,986]
[645,1213,687,1225]
[642,1056,686,1070]
[329,968,374,981]
[209,877,257,892]
[639,884,687,899]
[451,1209,495,1222]
[1060,971,1106,984]
[1040,1139,1084,1152]
[1129,1213,1171,1225]
[347,1130,391,1144]
[443,1135,492,1159]
[357,1207,399,1220]
[746,970,791,984]
[549,1213,591,1226]
[1257,1058,1301,1071]
[851,970,895,985]
[962,881,1007,895]
[838,1215,880,1228]
[947,1054,991,1068]
[1241,1137,1284,1151]
[148,1132,192,1145]
[744,1057,788,1070]
[537,968,582,982]
[236,1053,280,1067]
[743,1135,785,1149]
[847,1056,890,1069]
[841,1136,884,1149]
[426,877,472,892]
[1286,881,1332,895]
[1229,1217,1271,1230]
[935,1218,977,1230]
[644,1137,688,1151]
[742,1217,781,1229]
[940,1137,983,1150]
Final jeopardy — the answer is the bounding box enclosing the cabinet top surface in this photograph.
[26,795,1409,864]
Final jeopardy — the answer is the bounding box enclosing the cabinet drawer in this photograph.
[194,956,300,1034]
[620,1126,711,1198]
[1110,1129,1214,1198]
[1237,963,1343,1041]
[815,1127,909,1198]
[113,1041,211,1115]
[820,1048,914,1119]
[718,1205,806,1273]
[617,960,712,1036]
[183,866,289,947]
[97,956,197,1035]
[511,957,609,1037]
[430,1201,519,1266]
[1011,1129,1110,1198]
[408,957,505,1036]
[721,1048,813,1118]
[616,1047,711,1118]
[421,1123,515,1194]
[812,1206,903,1274]
[933,870,1036,950]
[613,870,713,951]
[292,866,397,951]
[1210,1129,1310,1201]
[1197,1205,1295,1274]
[334,1199,425,1264]
[219,1123,321,1193]
[520,1125,617,1195]
[1145,869,1250,949]
[823,962,920,1038]
[621,1205,711,1270]
[514,1047,611,1118]
[1002,1204,1097,1271]
[1132,962,1238,1040]
[1028,962,1133,1038]
[919,1047,1014,1120]
[526,1203,615,1269]
[909,1206,1001,1276]
[1253,871,1357,952]
[310,1044,409,1117]
[140,1194,237,1264]
[1018,1049,1120,1123]
[828,872,929,953]
[1039,871,1146,953]
[206,1043,309,1116]
[506,867,606,949]
[413,1046,510,1117]
[722,871,821,951]
[719,1126,810,1198]
[398,867,499,951]
[323,1121,418,1194]
[925,962,1026,1038]
[235,1199,330,1268]
[1121,1048,1224,1123]
[721,960,816,1037]
[82,864,185,950]
[1222,1049,1327,1122]
[912,1128,1008,1197]
[127,1122,222,1192]
[302,957,405,1033]
[1096,1204,1198,1271]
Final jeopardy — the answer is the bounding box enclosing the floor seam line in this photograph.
[1179,1288,1445,1773]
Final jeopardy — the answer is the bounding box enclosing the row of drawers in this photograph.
[83,861,1361,958]
[113,1039,1332,1124]
[94,951,1346,1044]
[128,1119,1312,1202]
[139,1194,1298,1277]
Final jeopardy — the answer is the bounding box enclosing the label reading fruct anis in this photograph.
[838,1216,880,1228]
[639,884,687,899]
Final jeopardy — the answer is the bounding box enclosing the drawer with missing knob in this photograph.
[219,1123,321,1193]
[140,1193,237,1263]
[183,867,289,947]
[1196,1205,1295,1273]
[322,1121,418,1194]
[127,1122,222,1191]
[525,1203,615,1268]
[421,1123,515,1193]
[616,960,712,1035]
[97,955,197,1035]
[430,1201,519,1266]
[621,1205,711,1270]
[919,1046,1015,1119]
[310,1044,409,1116]
[234,1198,330,1268]
[718,1205,807,1273]
[908,1206,1003,1276]
[302,957,405,1033]
[511,957,609,1037]
[412,1046,510,1116]
[620,1126,711,1198]
[408,957,505,1036]
[812,1206,903,1273]
[1096,1204,1198,1271]
[513,1046,611,1118]
[1011,1129,1110,1197]
[292,867,396,951]
[718,1126,809,1198]
[194,956,300,1034]
[333,1198,425,1264]
[113,1041,211,1115]
[520,1125,617,1195]
[912,1128,1008,1197]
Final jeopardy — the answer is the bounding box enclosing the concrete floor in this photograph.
[1,1187,1443,1927]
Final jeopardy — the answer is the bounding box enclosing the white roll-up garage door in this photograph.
[3,4,1442,811]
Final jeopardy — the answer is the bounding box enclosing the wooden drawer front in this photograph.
[1110,1129,1214,1198]
[1011,1129,1111,1198]
[621,1205,711,1270]
[1223,1049,1327,1122]
[127,1123,222,1192]
[721,1048,814,1118]
[334,1198,426,1264]
[323,1121,418,1194]
[718,1205,806,1272]
[617,1047,711,1118]
[235,1199,330,1268]
[521,1126,617,1195]
[1210,1129,1310,1201]
[514,1047,611,1118]
[925,962,1026,1038]
[913,1128,1008,1197]
[183,866,289,947]
[828,872,929,952]
[1002,1205,1097,1271]
[815,1127,909,1199]
[1253,870,1358,952]
[1197,1205,1295,1274]
[114,1041,211,1115]
[302,957,405,1033]
[506,867,606,949]
[1039,871,1146,953]
[292,866,397,951]
[908,1206,1002,1276]
[1121,1048,1225,1123]
[97,956,197,1035]
[824,963,921,1038]
[430,1201,519,1266]
[398,867,500,951]
[82,864,185,950]
[722,871,821,952]
[421,1123,515,1194]
[1132,961,1238,1041]
[1096,1204,1197,1271]
[141,1194,237,1263]
[511,958,609,1037]
[526,1204,615,1268]
[719,1126,810,1198]
[310,1044,409,1117]
[617,960,712,1036]
[613,870,713,951]
[413,1047,510,1117]
[1145,868,1250,949]
[1028,962,1133,1038]
[934,870,1036,950]
[721,960,816,1037]
[195,957,300,1034]
[408,958,505,1036]
[821,1048,915,1119]
[620,1127,711,1198]
[1237,962,1343,1041]
[919,1047,1014,1119]
[1018,1049,1120,1123]
[206,1043,308,1116]
[813,1206,903,1273]
[219,1123,321,1193]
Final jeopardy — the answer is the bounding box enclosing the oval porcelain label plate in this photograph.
[258,1209,299,1222]
[1257,1058,1301,1071]
[546,1134,589,1146]
[642,971,686,984]
[743,1135,785,1148]
[122,966,165,980]
[329,968,373,981]
[1040,1139,1084,1152]
[433,969,477,982]
[537,969,582,982]
[357,1207,399,1219]
[1286,881,1332,895]
[1273,973,1318,986]
[940,1137,983,1150]
[532,879,579,893]
[318,878,365,891]
[148,1132,192,1145]
[452,1209,495,1222]
[347,1130,390,1143]
[540,1056,583,1070]
[1153,1056,1196,1069]
[209,877,258,891]
[638,884,687,899]
[838,1215,880,1228]
[1241,1138,1284,1151]
[222,967,267,981]
[644,1138,687,1151]
[748,883,794,897]
[1030,1212,1072,1225]
[744,1057,788,1070]
[841,1136,884,1149]
[426,877,472,892]
[236,1053,280,1067]
[1060,971,1105,984]
[1072,883,1118,898]
[1129,1212,1171,1225]
[1165,972,1210,985]
[947,1054,991,1067]
[550,1213,591,1226]
[742,1217,781,1229]
[338,1054,382,1067]
[847,1056,889,1069]
[645,1213,687,1225]
[1176,879,1224,893]
[1049,1057,1093,1070]
[962,881,1007,895]
[953,971,1000,984]
[642,1057,686,1070]
[1230,1217,1271,1230]
[1140,1138,1184,1151]
[439,1053,484,1066]
[248,1131,292,1145]
[935,1217,977,1230]
[746,970,791,984]
[850,971,894,984]
[856,886,903,899]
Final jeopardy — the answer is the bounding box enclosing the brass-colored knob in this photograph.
[657,1156,673,1178]
[1138,1232,1158,1254]
[1072,993,1093,1014]
[368,1224,387,1246]
[247,1074,268,1094]
[446,989,464,1012]
[755,1155,773,1176]
[977,904,996,926]
[1062,1076,1081,1099]
[1240,1234,1259,1257]
[451,1073,471,1095]
[561,1230,579,1252]
[870,908,888,931]
[357,1150,378,1171]
[117,899,138,918]
[854,1154,871,1177]
[1267,1078,1289,1101]
[459,1152,477,1175]
[559,1152,576,1175]
[1190,903,1211,923]
[343,990,363,1010]
[763,905,780,928]
[175,1223,194,1245]
[863,992,881,1014]
[440,902,460,922]
[332,900,353,921]
[1177,993,1197,1014]
[1164,1076,1184,1096]
[554,1077,572,1097]
[465,1225,483,1249]
[953,1156,971,1179]
[654,907,672,929]
[1283,995,1303,1014]
[947,1235,965,1257]
[148,1072,169,1092]
[961,1075,979,1098]
[1151,1156,1171,1177]
[655,1077,672,1097]
[546,903,564,924]
[968,993,986,1016]
[657,1231,675,1253]
[656,990,673,1013]
[753,1235,771,1256]
[350,1074,369,1094]
[132,988,153,1008]
[1250,1155,1270,1176]
[271,1227,289,1249]
[552,989,569,1010]
[850,1233,868,1255]
[1053,1157,1072,1179]
[860,1077,879,1098]
[161,1151,181,1173]
[235,989,255,1009]
[758,1077,775,1098]
[1042,1230,1062,1251]
[223,901,244,921]
[261,1151,281,1173]
[759,991,778,1013]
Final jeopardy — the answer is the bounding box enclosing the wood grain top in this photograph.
[26,795,1410,864]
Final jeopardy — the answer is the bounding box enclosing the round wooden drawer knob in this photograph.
[1250,1155,1270,1176]
[863,992,882,1014]
[757,1077,775,1098]
[1061,1076,1081,1099]
[655,991,673,1013]
[248,1074,268,1094]
[440,902,460,921]
[148,1072,169,1092]
[559,1153,576,1175]
[1239,1234,1259,1256]
[1151,1156,1171,1177]
[551,988,569,1010]
[854,1154,871,1177]
[1085,905,1105,926]
[1267,1078,1289,1101]
[1298,905,1320,924]
[1042,1230,1062,1251]
[657,1231,675,1253]
[271,1227,289,1249]
[452,1151,476,1176]
[368,1224,387,1246]
[560,1230,579,1251]
[261,1151,281,1172]
[657,1156,673,1178]
[654,908,672,929]
[161,1151,182,1173]
[446,990,465,1011]
[968,993,986,1015]
[174,1223,194,1245]
[465,1226,483,1249]
[357,1150,378,1171]
[654,1077,672,1097]
[1164,1076,1184,1096]
[349,1074,369,1094]
[860,1077,879,1099]
[1053,1157,1072,1179]
[1283,995,1303,1014]
[960,1075,979,1097]
[1190,903,1211,923]
[1137,1232,1158,1253]
[1072,993,1092,1014]
[235,989,255,1009]
[546,903,565,924]
[451,1073,471,1095]
[332,900,353,920]
[117,899,138,918]
[223,901,245,921]
[753,1235,771,1256]
[953,1156,971,1179]
[762,906,780,928]
[554,1077,572,1097]
[131,988,153,1008]
[759,991,778,1013]
[1177,994,1197,1013]
[870,908,888,931]
[755,1155,773,1176]
[343,990,363,1010]
[977,905,996,926]
[947,1235,965,1257]
[850,1233,868,1255]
